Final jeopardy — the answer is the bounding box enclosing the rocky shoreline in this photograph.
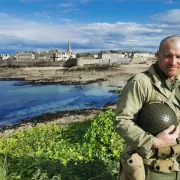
[0,64,129,85]
[0,107,116,137]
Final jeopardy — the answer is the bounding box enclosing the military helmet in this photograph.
[136,101,178,136]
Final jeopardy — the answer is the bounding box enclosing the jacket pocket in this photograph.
[120,152,145,180]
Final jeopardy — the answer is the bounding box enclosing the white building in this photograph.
[13,41,76,61]
[16,52,36,61]
[0,54,9,60]
[132,51,155,58]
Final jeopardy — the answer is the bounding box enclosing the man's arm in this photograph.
[115,77,155,157]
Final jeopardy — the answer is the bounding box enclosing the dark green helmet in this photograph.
[136,101,178,136]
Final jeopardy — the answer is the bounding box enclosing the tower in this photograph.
[67,40,72,53]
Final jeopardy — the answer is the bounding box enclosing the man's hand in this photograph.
[152,125,179,148]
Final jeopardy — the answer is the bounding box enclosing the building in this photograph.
[12,41,76,62]
[0,54,9,60]
[16,52,36,61]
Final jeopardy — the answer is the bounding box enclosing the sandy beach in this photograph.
[0,63,152,136]
[0,63,151,85]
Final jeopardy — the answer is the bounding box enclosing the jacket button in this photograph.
[155,166,160,171]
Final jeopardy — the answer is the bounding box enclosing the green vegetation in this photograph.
[0,110,124,180]
[0,156,8,180]
[67,63,121,71]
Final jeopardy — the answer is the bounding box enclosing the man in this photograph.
[114,36,180,180]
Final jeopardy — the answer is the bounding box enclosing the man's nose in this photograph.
[170,57,178,65]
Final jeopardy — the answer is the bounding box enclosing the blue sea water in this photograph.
[0,81,119,127]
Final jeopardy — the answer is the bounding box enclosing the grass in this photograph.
[0,110,124,180]
[0,156,7,180]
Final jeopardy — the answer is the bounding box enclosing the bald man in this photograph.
[115,36,180,180]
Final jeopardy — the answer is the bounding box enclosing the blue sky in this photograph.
[0,0,180,54]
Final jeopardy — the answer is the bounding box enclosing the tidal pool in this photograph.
[0,81,122,127]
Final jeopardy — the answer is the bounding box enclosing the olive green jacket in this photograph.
[115,64,180,158]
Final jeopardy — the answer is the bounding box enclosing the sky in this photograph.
[1,0,180,54]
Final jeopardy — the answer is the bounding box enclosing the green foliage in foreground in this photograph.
[0,110,124,180]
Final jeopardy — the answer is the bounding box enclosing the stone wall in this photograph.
[77,58,100,66]
[1,60,64,67]
[131,57,156,64]
[64,57,131,67]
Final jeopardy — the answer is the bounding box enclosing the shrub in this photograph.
[0,110,124,179]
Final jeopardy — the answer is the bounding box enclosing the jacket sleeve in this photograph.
[114,77,155,158]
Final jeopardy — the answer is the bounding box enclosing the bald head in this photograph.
[159,35,180,52]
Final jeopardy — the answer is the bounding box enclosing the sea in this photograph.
[0,80,124,127]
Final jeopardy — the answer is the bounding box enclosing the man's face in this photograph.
[157,42,180,78]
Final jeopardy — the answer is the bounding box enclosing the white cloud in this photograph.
[58,3,73,8]
[60,18,72,23]
[79,0,92,3]
[0,13,9,18]
[119,0,180,3]
[20,0,41,2]
[0,12,179,53]
[164,0,180,4]
[34,11,51,18]
[20,0,31,2]
[150,9,180,24]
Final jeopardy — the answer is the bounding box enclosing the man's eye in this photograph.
[165,55,172,58]
[176,56,180,59]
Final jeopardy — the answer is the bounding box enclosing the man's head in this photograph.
[157,35,180,78]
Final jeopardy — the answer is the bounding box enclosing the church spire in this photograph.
[67,40,72,53]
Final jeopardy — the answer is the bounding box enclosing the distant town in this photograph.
[0,41,156,67]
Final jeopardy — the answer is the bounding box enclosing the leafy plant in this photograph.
[0,110,124,179]
[84,110,125,160]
